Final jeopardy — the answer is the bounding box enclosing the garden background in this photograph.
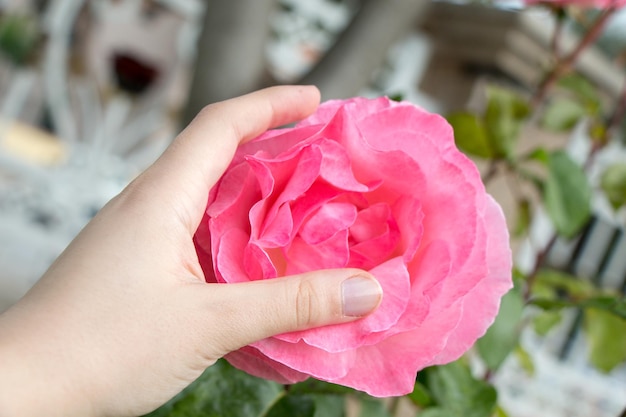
[0,0,625,416]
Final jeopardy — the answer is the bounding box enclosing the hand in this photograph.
[0,86,382,417]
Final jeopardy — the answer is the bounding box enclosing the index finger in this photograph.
[135,85,321,231]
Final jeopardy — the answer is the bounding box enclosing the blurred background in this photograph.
[0,1,625,416]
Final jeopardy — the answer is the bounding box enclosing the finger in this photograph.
[138,85,320,229]
[195,269,382,354]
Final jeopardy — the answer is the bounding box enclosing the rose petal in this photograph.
[318,139,369,192]
[247,145,322,246]
[285,230,350,275]
[215,228,251,283]
[431,196,513,364]
[252,337,356,380]
[391,196,424,262]
[348,203,400,270]
[276,257,411,351]
[225,346,309,384]
[234,124,321,164]
[299,202,357,245]
[244,243,278,281]
[297,97,395,127]
[327,298,463,397]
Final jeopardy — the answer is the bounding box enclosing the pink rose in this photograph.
[194,97,512,397]
[524,0,626,8]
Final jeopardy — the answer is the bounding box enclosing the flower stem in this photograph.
[523,234,558,301]
[531,8,617,109]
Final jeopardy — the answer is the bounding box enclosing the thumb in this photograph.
[199,269,382,353]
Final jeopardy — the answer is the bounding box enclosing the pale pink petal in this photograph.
[252,337,356,380]
[431,196,513,364]
[247,145,323,246]
[318,139,369,192]
[329,298,464,397]
[290,181,344,233]
[299,202,357,245]
[277,257,411,351]
[391,196,424,262]
[233,124,321,164]
[348,203,400,270]
[215,228,251,283]
[244,243,278,281]
[285,231,350,275]
[225,346,309,384]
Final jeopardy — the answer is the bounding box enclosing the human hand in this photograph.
[0,86,382,417]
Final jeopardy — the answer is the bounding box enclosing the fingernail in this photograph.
[342,275,382,317]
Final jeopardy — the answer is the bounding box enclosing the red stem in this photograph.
[531,8,617,109]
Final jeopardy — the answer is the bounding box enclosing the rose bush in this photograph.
[524,0,626,8]
[194,97,512,397]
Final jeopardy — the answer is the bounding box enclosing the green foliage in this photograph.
[476,283,524,371]
[513,345,535,376]
[484,86,530,159]
[583,309,626,372]
[418,361,497,417]
[408,381,433,408]
[143,360,283,417]
[600,163,626,210]
[532,310,563,336]
[447,112,493,158]
[532,269,595,299]
[513,199,531,238]
[447,87,529,160]
[542,151,591,238]
[541,99,586,132]
[556,74,602,115]
[0,14,39,65]
[358,398,391,417]
[264,394,315,417]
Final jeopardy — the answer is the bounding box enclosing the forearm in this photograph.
[0,302,95,417]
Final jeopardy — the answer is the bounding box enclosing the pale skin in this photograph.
[0,86,382,417]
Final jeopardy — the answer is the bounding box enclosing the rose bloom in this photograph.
[194,97,512,397]
[524,0,626,8]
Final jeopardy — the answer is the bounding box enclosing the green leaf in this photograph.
[420,361,497,417]
[143,360,283,417]
[408,381,433,408]
[557,74,602,115]
[447,112,493,158]
[584,308,626,372]
[543,151,591,238]
[514,345,535,376]
[541,99,586,132]
[416,408,456,417]
[358,398,391,417]
[532,310,563,336]
[310,395,344,417]
[494,405,511,417]
[532,268,595,300]
[513,199,531,238]
[265,394,315,417]
[289,379,355,396]
[531,296,626,320]
[526,147,549,164]
[484,86,530,159]
[476,283,524,371]
[600,163,626,210]
[0,14,39,65]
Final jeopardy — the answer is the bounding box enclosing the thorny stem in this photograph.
[524,234,558,301]
[531,8,617,109]
[549,10,564,60]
